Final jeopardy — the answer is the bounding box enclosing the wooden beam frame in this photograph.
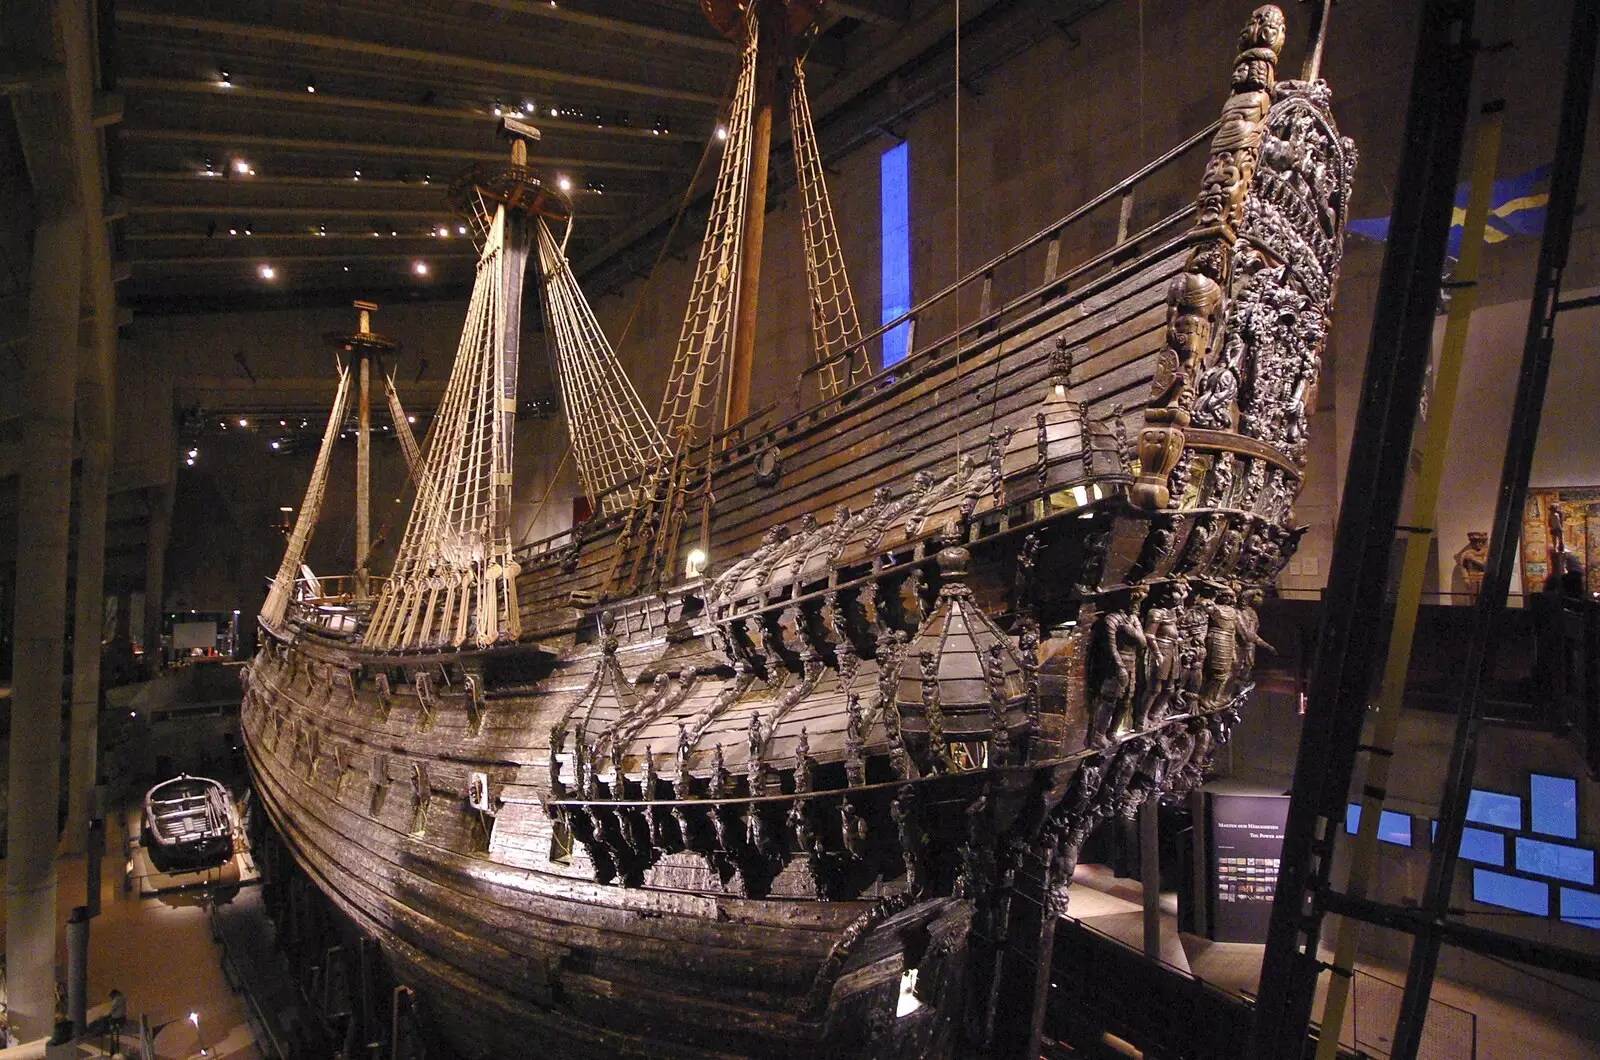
[114,10,724,105]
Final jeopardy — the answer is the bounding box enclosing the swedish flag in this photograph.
[1346,164,1550,253]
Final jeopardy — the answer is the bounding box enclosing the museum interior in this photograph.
[0,0,1597,1056]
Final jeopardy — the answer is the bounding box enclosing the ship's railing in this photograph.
[512,120,1217,567]
[720,119,1221,455]
[284,574,386,637]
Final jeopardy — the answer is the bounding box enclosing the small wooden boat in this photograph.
[141,774,234,871]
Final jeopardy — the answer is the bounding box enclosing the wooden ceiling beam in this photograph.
[121,128,688,173]
[471,0,736,54]
[130,251,478,266]
[118,77,709,141]
[115,10,724,106]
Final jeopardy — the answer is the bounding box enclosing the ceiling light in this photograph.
[270,440,280,450]
[716,125,728,141]
[457,224,467,235]
[353,169,361,181]
[437,226,450,237]
[233,158,250,174]
[305,77,316,93]
[557,175,572,191]
[218,69,231,87]
[317,225,327,236]
[407,414,416,424]
[185,457,195,466]
[493,98,503,117]
[228,226,238,236]
[523,101,536,114]
[342,265,349,272]
[413,261,430,275]
[258,264,275,280]
[550,107,559,118]
[389,229,397,236]
[239,418,249,427]
[243,224,253,235]
[187,448,198,458]
[423,173,431,184]
[279,420,286,426]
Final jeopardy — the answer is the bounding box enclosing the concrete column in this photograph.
[5,209,86,1042]
[64,439,109,855]
[142,484,172,670]
[1188,788,1209,938]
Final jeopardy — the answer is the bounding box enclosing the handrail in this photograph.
[792,120,1219,388]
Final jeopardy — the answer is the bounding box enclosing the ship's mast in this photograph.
[725,10,777,429]
[331,300,400,601]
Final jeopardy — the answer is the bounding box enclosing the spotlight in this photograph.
[305,77,316,93]
[233,158,250,175]
[557,175,572,192]
[437,226,450,238]
[270,440,280,450]
[317,225,327,236]
[239,418,249,427]
[342,266,350,272]
[353,169,361,181]
[413,261,430,275]
[218,69,231,87]
[185,458,195,466]
[550,107,559,118]
[457,224,467,235]
[493,98,503,117]
[258,264,275,280]
[187,448,198,458]
[279,420,286,426]
[228,227,238,236]
[407,415,416,424]
[716,125,728,141]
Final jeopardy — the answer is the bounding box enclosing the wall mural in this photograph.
[1521,486,1600,595]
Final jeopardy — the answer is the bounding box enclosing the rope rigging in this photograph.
[262,364,354,628]
[365,204,525,650]
[535,218,671,514]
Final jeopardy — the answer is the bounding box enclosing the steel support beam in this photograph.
[1388,3,1599,1055]
[1247,2,1478,1056]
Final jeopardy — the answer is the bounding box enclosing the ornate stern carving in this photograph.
[1132,6,1286,509]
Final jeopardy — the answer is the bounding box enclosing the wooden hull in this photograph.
[241,31,1354,1056]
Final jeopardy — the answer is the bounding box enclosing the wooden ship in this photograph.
[240,2,1355,1056]
[141,774,234,872]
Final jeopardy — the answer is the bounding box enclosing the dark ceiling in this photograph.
[111,0,1095,313]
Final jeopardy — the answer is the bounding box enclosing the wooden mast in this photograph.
[334,299,399,602]
[356,304,372,599]
[725,7,776,430]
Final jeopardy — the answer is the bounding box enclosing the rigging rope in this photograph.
[656,9,761,456]
[384,371,424,480]
[790,58,866,398]
[535,218,670,514]
[365,206,523,651]
[262,365,354,627]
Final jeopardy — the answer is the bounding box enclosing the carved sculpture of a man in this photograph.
[1237,587,1275,678]
[1088,586,1149,748]
[1137,579,1188,727]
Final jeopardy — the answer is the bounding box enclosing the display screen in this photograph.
[1560,888,1600,929]
[1473,868,1549,916]
[1514,837,1595,885]
[1530,774,1578,839]
[1465,789,1522,829]
[1344,803,1413,846]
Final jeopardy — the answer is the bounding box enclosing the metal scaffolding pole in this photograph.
[1389,2,1600,1054]
[1247,1,1479,1054]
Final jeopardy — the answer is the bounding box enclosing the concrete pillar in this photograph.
[64,440,109,855]
[66,905,89,1034]
[5,208,86,1042]
[142,484,172,671]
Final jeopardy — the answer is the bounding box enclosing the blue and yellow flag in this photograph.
[1346,164,1550,255]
